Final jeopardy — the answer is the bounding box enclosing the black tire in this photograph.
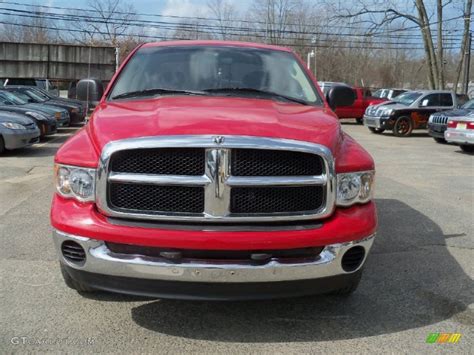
[393,116,413,137]
[368,127,385,134]
[331,271,363,296]
[356,118,363,124]
[0,136,5,154]
[60,263,96,293]
[460,145,474,153]
[434,137,446,144]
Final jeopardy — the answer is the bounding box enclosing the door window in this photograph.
[420,94,440,107]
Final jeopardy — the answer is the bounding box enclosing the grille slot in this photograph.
[61,241,86,264]
[231,186,324,214]
[106,242,324,263]
[109,183,204,214]
[110,148,205,175]
[232,149,323,176]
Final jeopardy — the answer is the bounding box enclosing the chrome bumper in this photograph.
[363,115,383,128]
[53,230,375,283]
[445,129,474,145]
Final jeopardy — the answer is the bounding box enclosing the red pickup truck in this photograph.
[335,87,387,123]
[51,41,377,300]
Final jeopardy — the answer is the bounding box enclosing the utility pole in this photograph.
[463,32,472,94]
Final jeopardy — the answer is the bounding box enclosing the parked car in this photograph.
[334,86,387,123]
[428,99,474,143]
[444,111,474,153]
[2,86,85,125]
[34,86,86,111]
[0,110,40,154]
[0,92,57,138]
[0,89,70,127]
[372,88,407,100]
[3,78,59,97]
[52,40,377,300]
[364,90,459,137]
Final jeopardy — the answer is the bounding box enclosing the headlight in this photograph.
[54,112,61,119]
[26,111,48,121]
[1,122,26,130]
[54,164,96,202]
[380,109,393,116]
[337,171,375,206]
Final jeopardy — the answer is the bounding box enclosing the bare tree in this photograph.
[207,0,238,40]
[68,0,138,46]
[452,0,472,92]
[333,0,464,89]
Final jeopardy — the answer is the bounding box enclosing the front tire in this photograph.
[460,145,474,153]
[393,116,413,137]
[60,263,96,293]
[0,136,5,154]
[434,137,446,144]
[368,127,385,134]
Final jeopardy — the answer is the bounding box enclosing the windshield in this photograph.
[393,92,422,106]
[109,46,321,105]
[462,99,474,109]
[372,89,384,98]
[0,91,27,105]
[24,89,48,102]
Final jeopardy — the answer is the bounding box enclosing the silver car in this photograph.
[444,111,474,153]
[0,111,40,154]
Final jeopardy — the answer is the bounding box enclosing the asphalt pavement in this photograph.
[0,123,473,353]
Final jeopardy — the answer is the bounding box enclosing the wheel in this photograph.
[460,145,474,153]
[368,127,385,134]
[0,136,5,154]
[60,263,96,293]
[331,271,362,296]
[356,118,363,124]
[393,116,413,137]
[434,137,446,144]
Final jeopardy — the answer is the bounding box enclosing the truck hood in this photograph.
[436,108,474,118]
[368,101,408,110]
[89,96,341,152]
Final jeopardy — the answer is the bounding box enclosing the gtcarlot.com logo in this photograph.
[426,333,462,344]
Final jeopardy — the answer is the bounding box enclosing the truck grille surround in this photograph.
[96,136,336,223]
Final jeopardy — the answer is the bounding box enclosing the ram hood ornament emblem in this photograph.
[213,136,225,145]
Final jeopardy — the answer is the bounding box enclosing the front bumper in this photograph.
[445,129,474,145]
[2,128,40,149]
[363,115,391,129]
[428,123,446,138]
[54,229,374,299]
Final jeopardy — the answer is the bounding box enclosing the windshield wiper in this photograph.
[112,88,207,100]
[203,87,310,105]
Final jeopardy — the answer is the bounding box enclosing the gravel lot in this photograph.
[1,123,473,353]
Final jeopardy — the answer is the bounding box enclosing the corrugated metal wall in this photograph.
[0,42,116,80]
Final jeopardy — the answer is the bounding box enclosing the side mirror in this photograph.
[76,79,104,102]
[76,79,104,111]
[326,86,356,110]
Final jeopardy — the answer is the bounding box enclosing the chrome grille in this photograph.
[430,115,449,125]
[96,135,336,223]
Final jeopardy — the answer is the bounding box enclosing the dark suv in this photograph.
[428,99,474,143]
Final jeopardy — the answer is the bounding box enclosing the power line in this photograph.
[1,0,469,36]
[0,5,466,48]
[0,20,463,51]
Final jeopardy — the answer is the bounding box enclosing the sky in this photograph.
[47,0,253,17]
